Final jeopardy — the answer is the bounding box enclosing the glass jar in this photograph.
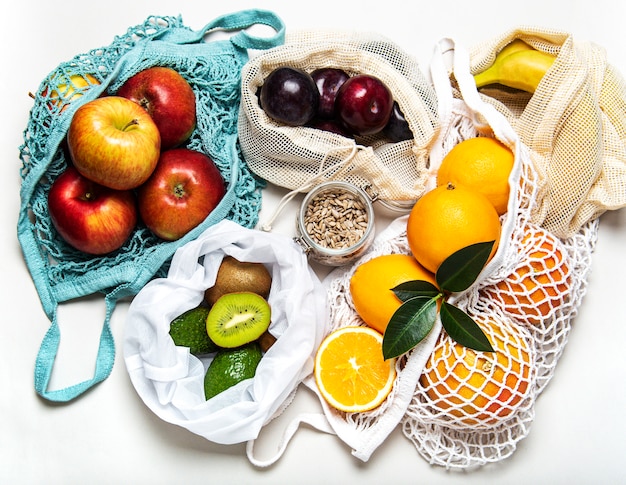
[294,181,376,266]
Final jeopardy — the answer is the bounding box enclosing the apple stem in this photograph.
[122,118,140,131]
[174,184,185,199]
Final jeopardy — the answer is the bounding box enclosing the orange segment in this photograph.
[314,326,396,413]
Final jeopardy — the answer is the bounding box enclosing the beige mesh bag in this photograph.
[469,27,626,239]
[238,29,439,227]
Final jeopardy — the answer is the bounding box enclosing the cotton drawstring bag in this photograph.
[123,219,328,445]
[237,29,440,228]
[17,10,285,403]
[469,26,626,239]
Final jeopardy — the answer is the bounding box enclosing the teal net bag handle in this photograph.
[17,10,285,403]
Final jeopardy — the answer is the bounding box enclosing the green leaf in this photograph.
[436,241,495,293]
[392,280,440,302]
[440,302,494,352]
[382,296,438,360]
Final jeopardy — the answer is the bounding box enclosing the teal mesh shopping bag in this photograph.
[17,10,285,403]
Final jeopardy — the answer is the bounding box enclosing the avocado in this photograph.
[169,306,218,355]
[204,342,263,399]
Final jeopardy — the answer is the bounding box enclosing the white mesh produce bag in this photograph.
[398,38,598,469]
[296,38,600,468]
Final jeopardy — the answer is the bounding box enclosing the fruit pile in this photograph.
[259,66,412,142]
[46,66,227,255]
[167,256,276,400]
[314,132,572,429]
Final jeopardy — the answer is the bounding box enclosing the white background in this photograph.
[2,1,626,483]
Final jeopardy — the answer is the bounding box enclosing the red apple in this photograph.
[117,66,196,149]
[47,166,137,255]
[335,74,393,136]
[67,96,161,190]
[137,148,226,241]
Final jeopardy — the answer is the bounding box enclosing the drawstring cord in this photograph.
[259,144,362,231]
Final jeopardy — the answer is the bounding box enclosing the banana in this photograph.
[474,42,556,94]
[494,38,535,59]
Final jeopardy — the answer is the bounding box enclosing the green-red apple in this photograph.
[48,166,137,255]
[117,66,196,149]
[67,96,161,190]
[137,148,226,241]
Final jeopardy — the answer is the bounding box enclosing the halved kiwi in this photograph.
[206,292,271,348]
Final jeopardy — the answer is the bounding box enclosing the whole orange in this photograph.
[437,136,514,215]
[350,253,437,334]
[484,224,571,325]
[420,313,533,428]
[407,183,501,274]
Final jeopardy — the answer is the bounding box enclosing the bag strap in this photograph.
[202,9,285,50]
[429,37,525,285]
[158,9,285,50]
[246,412,336,467]
[430,38,518,150]
[33,290,122,402]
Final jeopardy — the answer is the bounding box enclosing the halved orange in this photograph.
[314,326,396,413]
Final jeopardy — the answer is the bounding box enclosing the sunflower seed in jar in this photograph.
[303,188,370,249]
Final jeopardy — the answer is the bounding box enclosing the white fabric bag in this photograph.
[123,219,328,445]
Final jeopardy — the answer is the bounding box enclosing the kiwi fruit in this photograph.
[169,306,218,355]
[206,292,271,348]
[258,330,277,353]
[204,256,272,306]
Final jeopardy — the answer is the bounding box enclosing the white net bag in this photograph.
[304,37,600,468]
[238,28,439,218]
[397,38,599,469]
[295,36,529,462]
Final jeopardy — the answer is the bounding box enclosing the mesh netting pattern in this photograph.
[18,15,264,306]
[319,78,598,466]
[469,26,626,239]
[238,29,439,204]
